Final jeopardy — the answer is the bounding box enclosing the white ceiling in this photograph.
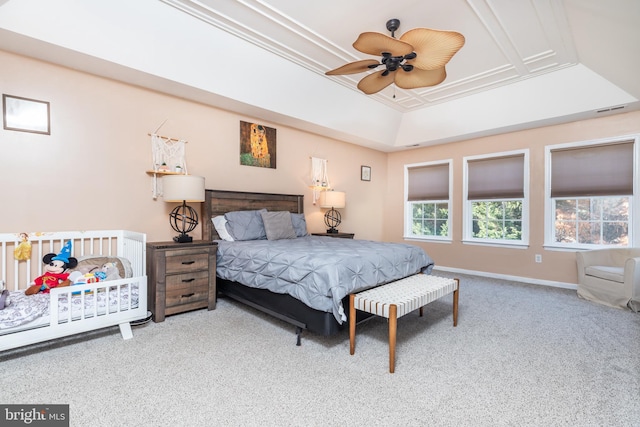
[0,0,638,152]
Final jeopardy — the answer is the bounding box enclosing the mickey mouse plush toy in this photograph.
[25,240,78,295]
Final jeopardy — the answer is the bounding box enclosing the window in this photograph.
[547,138,636,248]
[472,200,523,240]
[554,197,628,245]
[405,161,451,240]
[463,151,528,246]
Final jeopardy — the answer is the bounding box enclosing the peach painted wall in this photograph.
[386,110,640,285]
[4,49,639,286]
[0,50,386,242]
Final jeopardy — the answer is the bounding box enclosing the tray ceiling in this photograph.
[0,0,637,151]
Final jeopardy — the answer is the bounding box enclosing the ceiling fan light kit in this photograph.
[326,19,465,95]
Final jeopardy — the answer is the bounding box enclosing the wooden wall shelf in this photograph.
[146,170,186,176]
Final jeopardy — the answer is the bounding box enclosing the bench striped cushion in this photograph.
[353,274,458,319]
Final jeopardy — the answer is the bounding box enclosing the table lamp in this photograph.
[319,190,346,233]
[162,175,205,243]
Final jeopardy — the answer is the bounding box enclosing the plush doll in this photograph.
[13,232,32,262]
[25,240,78,295]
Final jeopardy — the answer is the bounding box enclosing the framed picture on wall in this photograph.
[239,120,277,169]
[2,94,50,135]
[361,165,371,181]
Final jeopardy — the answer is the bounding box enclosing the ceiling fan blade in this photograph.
[400,28,465,70]
[353,32,414,56]
[394,66,447,89]
[357,70,395,94]
[325,59,381,75]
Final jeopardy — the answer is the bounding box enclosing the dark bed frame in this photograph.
[202,189,362,345]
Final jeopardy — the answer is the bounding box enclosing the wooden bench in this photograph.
[349,274,459,373]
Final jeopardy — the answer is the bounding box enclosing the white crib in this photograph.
[0,230,148,351]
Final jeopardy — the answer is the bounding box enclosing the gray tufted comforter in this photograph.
[216,236,434,323]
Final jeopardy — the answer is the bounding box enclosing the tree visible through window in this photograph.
[554,197,629,245]
[472,200,523,240]
[411,202,449,237]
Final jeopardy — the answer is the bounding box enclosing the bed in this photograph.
[202,189,434,344]
[0,230,148,352]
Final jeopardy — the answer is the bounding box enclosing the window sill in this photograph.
[461,239,528,249]
[544,243,629,251]
[403,236,452,244]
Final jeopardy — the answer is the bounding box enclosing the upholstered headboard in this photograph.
[202,189,304,241]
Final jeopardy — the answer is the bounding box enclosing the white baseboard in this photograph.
[432,266,578,291]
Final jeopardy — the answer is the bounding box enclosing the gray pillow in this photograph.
[290,213,308,237]
[261,211,297,240]
[224,209,267,241]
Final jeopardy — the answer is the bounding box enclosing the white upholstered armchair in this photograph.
[576,248,640,312]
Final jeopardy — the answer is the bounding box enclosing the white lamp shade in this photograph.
[319,191,345,208]
[162,175,205,202]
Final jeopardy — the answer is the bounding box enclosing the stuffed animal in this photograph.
[0,281,10,310]
[98,262,122,281]
[13,232,32,262]
[25,241,78,295]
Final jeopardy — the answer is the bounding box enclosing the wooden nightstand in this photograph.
[146,240,217,322]
[312,232,355,239]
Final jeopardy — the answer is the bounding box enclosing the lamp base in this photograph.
[323,208,342,234]
[173,234,193,243]
[169,202,198,244]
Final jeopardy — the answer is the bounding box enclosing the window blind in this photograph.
[467,153,525,200]
[551,141,634,198]
[407,163,449,201]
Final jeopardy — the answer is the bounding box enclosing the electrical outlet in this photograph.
[535,254,542,263]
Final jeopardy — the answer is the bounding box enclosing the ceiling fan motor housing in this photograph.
[380,51,416,75]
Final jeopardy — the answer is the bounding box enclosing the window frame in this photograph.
[462,150,530,248]
[404,159,453,242]
[544,135,639,249]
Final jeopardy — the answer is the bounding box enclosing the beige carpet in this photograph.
[1,273,639,427]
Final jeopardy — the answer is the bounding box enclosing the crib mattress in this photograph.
[0,285,140,335]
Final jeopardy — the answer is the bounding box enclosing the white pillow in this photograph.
[212,216,234,241]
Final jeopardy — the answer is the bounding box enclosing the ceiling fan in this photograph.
[325,19,465,95]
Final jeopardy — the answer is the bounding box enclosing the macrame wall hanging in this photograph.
[149,133,188,199]
[310,157,330,204]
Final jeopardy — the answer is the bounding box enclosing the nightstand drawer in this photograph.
[165,252,209,274]
[165,271,210,308]
[165,284,209,310]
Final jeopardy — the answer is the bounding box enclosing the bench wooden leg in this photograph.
[389,304,397,373]
[349,294,356,355]
[453,278,459,327]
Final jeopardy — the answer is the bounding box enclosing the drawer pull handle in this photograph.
[181,261,195,265]
[181,292,195,298]
[182,278,195,283]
